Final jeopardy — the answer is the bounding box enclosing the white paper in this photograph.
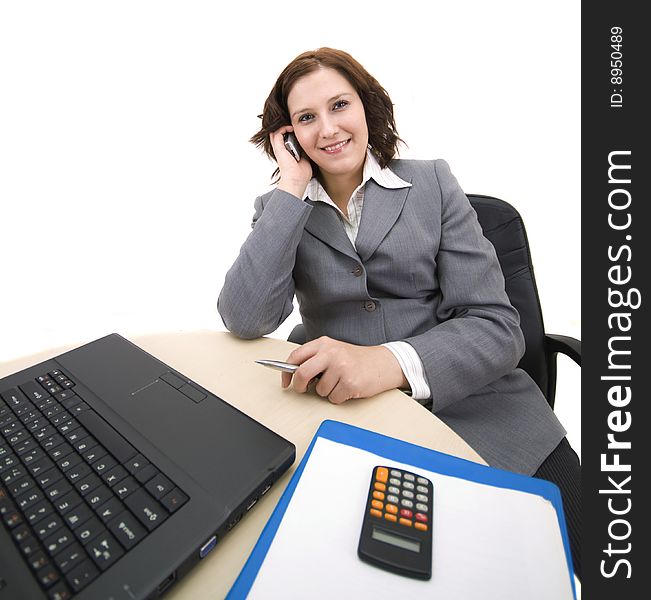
[248,438,574,599]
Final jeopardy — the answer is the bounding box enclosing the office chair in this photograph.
[288,193,581,410]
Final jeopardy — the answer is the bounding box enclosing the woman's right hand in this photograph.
[269,126,312,199]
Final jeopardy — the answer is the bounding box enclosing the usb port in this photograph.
[246,497,258,511]
[261,483,272,496]
[199,535,217,558]
[158,571,176,593]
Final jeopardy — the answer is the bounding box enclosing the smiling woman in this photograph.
[217,47,581,578]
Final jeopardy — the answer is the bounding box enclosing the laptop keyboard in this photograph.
[1,370,189,599]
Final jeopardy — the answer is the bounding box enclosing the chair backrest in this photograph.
[467,194,550,402]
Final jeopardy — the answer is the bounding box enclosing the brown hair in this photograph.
[250,48,404,178]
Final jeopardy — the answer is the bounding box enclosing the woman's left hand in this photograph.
[281,336,408,404]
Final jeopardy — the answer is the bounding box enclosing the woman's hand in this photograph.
[269,126,312,199]
[281,336,408,404]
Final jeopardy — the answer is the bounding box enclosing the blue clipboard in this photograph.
[227,419,576,599]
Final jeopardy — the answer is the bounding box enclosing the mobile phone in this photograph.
[358,466,433,580]
[283,132,302,162]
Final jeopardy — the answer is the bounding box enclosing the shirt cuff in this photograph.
[382,341,432,402]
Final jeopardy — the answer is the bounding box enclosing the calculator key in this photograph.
[400,499,413,509]
[369,509,382,518]
[402,490,414,499]
[417,477,428,485]
[390,469,402,478]
[371,500,383,510]
[373,482,386,492]
[372,491,384,501]
[415,512,428,523]
[384,513,397,522]
[403,473,415,482]
[416,494,428,502]
[388,486,399,495]
[416,485,428,493]
[402,481,415,490]
[385,504,398,515]
[375,467,388,483]
[415,503,428,512]
[400,509,413,519]
[389,478,400,486]
[386,494,399,504]
[399,518,412,527]
[415,522,428,531]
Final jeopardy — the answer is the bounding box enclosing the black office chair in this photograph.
[289,193,581,410]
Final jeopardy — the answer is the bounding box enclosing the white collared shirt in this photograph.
[302,150,431,401]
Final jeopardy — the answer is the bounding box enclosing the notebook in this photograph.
[0,333,295,599]
[229,420,575,599]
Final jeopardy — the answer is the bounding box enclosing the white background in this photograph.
[0,1,580,457]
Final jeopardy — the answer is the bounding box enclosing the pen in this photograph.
[255,359,300,373]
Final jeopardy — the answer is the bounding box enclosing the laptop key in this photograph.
[66,559,99,592]
[96,496,123,523]
[124,487,168,531]
[76,411,137,463]
[108,510,146,550]
[37,563,61,588]
[160,487,189,513]
[43,525,75,556]
[54,541,86,573]
[145,473,173,499]
[47,580,73,600]
[19,381,51,403]
[85,531,124,571]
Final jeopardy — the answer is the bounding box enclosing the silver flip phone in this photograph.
[283,132,302,162]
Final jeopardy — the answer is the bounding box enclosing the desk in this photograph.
[0,330,485,598]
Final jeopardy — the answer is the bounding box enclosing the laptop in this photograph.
[0,333,295,599]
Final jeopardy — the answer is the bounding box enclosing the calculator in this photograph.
[357,466,433,580]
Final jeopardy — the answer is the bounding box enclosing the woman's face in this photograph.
[287,67,368,181]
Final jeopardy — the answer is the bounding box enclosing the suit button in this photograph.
[352,264,363,277]
[364,301,376,312]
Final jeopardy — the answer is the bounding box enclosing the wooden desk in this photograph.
[1,330,485,598]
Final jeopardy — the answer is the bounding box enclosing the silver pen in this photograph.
[255,359,300,374]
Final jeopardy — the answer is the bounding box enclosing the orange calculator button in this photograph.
[415,522,428,531]
[376,467,388,483]
[371,500,384,510]
[385,504,398,514]
[384,513,397,522]
[399,518,413,527]
[370,509,383,518]
[374,482,386,492]
[372,491,385,500]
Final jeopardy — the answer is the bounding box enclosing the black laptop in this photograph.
[0,333,295,599]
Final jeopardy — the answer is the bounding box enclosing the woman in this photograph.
[217,48,580,578]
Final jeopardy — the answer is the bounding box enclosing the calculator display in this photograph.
[371,527,420,552]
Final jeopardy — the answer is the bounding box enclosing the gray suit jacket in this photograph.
[218,159,565,475]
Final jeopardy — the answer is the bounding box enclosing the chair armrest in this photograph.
[288,324,307,345]
[545,334,581,366]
